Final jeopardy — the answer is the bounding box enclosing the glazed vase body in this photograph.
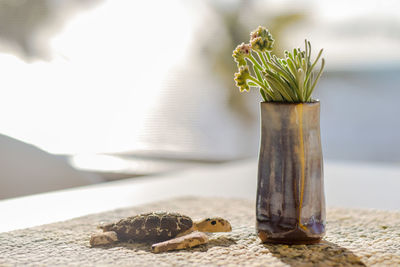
[256,101,326,244]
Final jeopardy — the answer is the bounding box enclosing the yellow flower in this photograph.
[250,26,274,52]
[232,43,251,67]
[234,66,251,92]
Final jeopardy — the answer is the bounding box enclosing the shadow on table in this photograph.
[96,235,237,253]
[203,236,237,250]
[264,240,366,266]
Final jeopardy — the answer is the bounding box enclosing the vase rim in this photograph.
[260,100,320,106]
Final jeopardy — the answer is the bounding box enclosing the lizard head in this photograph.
[194,217,232,232]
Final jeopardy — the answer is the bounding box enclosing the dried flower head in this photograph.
[234,66,251,92]
[250,26,274,52]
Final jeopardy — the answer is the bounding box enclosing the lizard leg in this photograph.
[90,231,118,247]
[151,231,208,253]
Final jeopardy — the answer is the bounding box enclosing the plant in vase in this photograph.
[233,26,326,244]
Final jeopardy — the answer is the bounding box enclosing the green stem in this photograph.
[248,76,274,99]
[263,52,269,64]
[265,51,272,61]
[253,64,263,83]
[310,49,323,74]
[257,51,268,69]
[307,58,325,100]
[259,88,268,102]
[248,54,263,70]
[248,76,266,89]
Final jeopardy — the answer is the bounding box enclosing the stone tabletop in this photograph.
[1,197,399,266]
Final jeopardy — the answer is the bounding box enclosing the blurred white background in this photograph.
[0,0,399,199]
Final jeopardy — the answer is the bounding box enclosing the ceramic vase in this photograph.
[256,101,326,244]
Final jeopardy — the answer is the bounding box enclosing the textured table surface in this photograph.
[1,197,399,266]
